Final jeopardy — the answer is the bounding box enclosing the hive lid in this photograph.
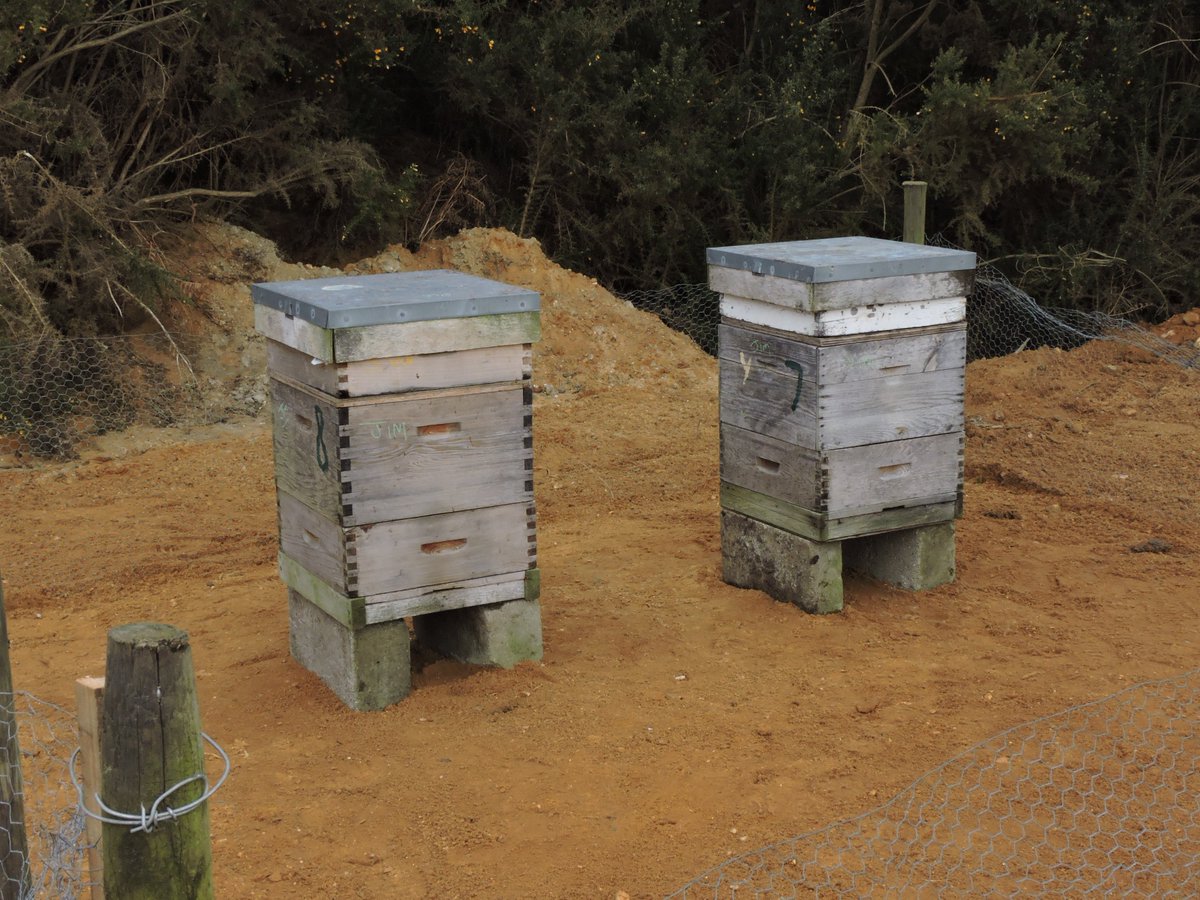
[251,269,540,329]
[707,237,976,283]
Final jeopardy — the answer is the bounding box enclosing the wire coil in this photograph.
[69,732,230,834]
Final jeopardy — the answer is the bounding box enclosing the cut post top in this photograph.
[252,269,540,330]
[707,237,975,284]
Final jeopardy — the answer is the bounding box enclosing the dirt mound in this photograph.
[1152,307,1200,347]
[0,227,1197,898]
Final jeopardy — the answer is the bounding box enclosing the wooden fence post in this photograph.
[903,180,928,245]
[0,574,29,900]
[101,624,213,899]
[74,676,105,899]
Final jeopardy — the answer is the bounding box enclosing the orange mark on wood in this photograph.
[421,538,467,555]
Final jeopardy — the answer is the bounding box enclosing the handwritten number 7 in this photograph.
[785,361,804,412]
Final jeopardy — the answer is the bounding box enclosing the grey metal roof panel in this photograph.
[707,237,976,283]
[251,269,540,329]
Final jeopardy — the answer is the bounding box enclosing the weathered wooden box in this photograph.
[254,270,541,627]
[710,237,975,542]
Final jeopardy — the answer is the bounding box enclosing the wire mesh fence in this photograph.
[2,238,1195,466]
[930,236,1200,369]
[619,241,1200,371]
[668,669,1200,898]
[1,691,91,900]
[0,332,230,464]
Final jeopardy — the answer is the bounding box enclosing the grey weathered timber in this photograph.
[0,575,28,900]
[271,377,532,526]
[276,491,536,598]
[720,482,958,543]
[414,598,543,668]
[252,269,539,329]
[254,305,333,360]
[352,502,535,596]
[277,552,536,626]
[720,424,823,511]
[903,180,928,245]
[275,490,349,593]
[101,624,212,900]
[255,305,540,364]
[721,509,843,614]
[720,425,961,521]
[719,322,965,451]
[288,591,411,710]
[845,522,956,590]
[707,236,975,284]
[265,339,341,396]
[823,432,962,519]
[718,323,820,447]
[267,339,529,399]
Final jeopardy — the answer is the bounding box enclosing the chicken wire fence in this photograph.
[668,668,1200,898]
[2,238,1195,464]
[0,691,91,900]
[0,332,233,464]
[619,240,1200,370]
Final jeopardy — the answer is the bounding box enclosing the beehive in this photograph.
[709,237,976,610]
[254,270,542,707]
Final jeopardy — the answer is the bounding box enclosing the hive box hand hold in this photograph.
[710,237,975,613]
[254,269,544,709]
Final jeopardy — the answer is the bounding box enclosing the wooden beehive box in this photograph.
[709,237,976,542]
[253,270,540,626]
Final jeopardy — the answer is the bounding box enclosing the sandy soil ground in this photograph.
[0,228,1197,898]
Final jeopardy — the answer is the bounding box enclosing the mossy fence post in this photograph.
[0,573,30,900]
[101,623,213,899]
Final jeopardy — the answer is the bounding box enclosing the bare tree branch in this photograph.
[7,6,190,97]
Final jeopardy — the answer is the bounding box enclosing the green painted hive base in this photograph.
[721,510,956,614]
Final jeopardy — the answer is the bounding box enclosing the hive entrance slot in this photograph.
[418,422,462,437]
[421,538,468,555]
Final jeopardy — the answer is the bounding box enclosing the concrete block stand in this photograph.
[721,510,843,614]
[844,522,956,591]
[415,599,544,669]
[288,590,412,712]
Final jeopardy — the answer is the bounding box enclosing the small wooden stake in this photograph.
[0,575,29,900]
[74,676,105,899]
[903,180,928,245]
[101,624,213,899]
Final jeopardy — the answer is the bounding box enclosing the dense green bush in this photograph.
[2,0,1197,346]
